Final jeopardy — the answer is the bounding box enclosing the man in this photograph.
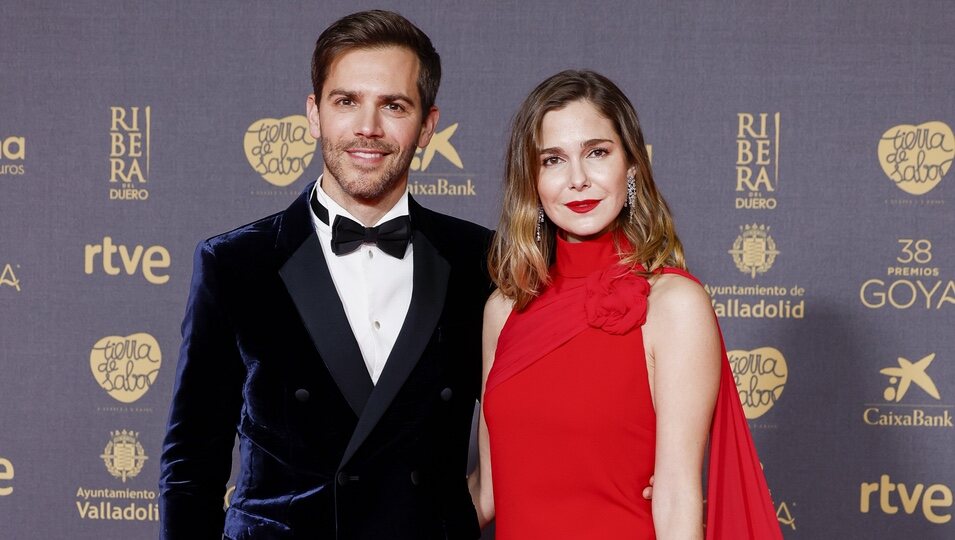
[159,10,491,539]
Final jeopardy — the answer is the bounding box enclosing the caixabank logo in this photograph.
[109,106,151,201]
[408,122,478,197]
[0,135,25,176]
[863,352,952,428]
[878,121,953,199]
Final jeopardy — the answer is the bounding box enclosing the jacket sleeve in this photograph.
[159,240,245,539]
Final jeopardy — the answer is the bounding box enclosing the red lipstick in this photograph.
[565,199,600,213]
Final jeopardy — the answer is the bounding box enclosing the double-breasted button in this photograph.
[440,387,453,402]
[337,471,355,486]
[294,388,310,402]
[410,470,422,486]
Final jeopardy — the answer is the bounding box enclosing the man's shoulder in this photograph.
[201,211,285,254]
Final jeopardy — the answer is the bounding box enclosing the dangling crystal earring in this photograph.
[626,175,636,219]
[535,205,544,242]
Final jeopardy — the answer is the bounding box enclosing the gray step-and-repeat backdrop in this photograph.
[1,1,952,538]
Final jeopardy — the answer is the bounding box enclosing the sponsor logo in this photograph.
[860,474,952,524]
[0,456,13,496]
[75,487,158,521]
[0,135,25,175]
[860,238,954,310]
[90,333,161,403]
[244,115,317,187]
[101,430,148,483]
[727,347,788,419]
[709,224,805,319]
[735,113,780,210]
[408,122,478,197]
[863,353,952,429]
[84,237,171,285]
[729,224,779,278]
[1,263,21,291]
[878,121,953,196]
[109,106,151,200]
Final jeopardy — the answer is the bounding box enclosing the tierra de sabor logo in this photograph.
[90,333,161,403]
[0,456,13,496]
[727,347,787,419]
[1,263,21,292]
[0,135,25,176]
[244,115,317,187]
[408,122,477,196]
[878,121,953,196]
[860,238,954,310]
[860,474,952,524]
[84,237,170,285]
[863,352,952,429]
[109,106,151,201]
[735,113,780,210]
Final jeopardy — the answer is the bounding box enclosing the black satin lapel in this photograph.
[279,234,373,417]
[338,231,449,468]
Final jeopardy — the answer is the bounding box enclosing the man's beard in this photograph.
[321,137,416,201]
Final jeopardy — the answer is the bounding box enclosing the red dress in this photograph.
[484,232,781,539]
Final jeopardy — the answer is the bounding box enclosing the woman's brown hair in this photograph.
[489,70,686,310]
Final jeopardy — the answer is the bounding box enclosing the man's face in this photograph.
[307,46,438,204]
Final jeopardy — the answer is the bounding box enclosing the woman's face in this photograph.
[536,100,633,243]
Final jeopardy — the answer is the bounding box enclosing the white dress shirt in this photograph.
[308,178,413,384]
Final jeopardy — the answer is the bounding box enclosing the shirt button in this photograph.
[373,320,381,330]
[368,250,374,259]
[294,388,310,402]
[440,387,453,402]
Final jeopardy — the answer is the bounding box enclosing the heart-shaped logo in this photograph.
[90,333,161,403]
[244,115,317,187]
[878,121,954,195]
[727,346,788,419]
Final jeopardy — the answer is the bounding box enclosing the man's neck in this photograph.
[321,173,408,227]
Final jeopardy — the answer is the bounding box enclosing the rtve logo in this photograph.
[0,456,12,496]
[84,237,170,285]
[860,474,952,524]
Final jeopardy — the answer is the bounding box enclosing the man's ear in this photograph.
[417,106,440,148]
[306,94,321,140]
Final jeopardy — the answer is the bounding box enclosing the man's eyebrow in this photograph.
[379,93,416,105]
[326,88,359,99]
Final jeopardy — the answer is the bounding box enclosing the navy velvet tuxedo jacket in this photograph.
[159,184,492,539]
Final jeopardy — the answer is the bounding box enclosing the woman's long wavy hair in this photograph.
[489,70,686,310]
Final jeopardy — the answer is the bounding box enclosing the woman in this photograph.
[469,70,781,539]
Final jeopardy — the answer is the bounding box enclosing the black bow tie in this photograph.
[311,192,412,259]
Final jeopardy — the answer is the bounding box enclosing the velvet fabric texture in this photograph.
[159,183,492,539]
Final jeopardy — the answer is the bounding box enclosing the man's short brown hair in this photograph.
[311,10,441,113]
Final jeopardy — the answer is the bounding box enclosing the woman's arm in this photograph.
[644,275,721,540]
[468,290,513,528]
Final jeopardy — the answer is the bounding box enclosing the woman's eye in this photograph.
[542,156,561,167]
